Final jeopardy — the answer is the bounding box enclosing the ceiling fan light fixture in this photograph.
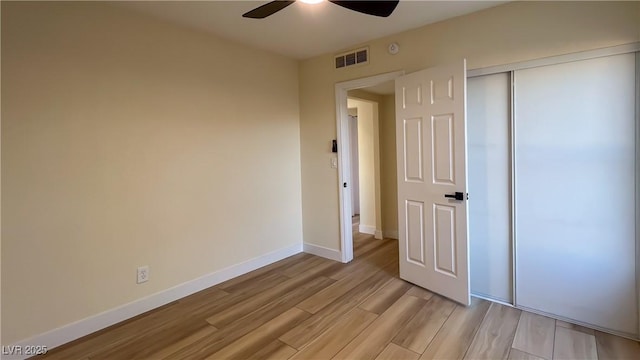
[243,0,398,19]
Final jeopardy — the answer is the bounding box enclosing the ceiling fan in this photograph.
[242,0,400,19]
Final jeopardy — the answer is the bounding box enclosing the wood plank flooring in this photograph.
[39,234,640,360]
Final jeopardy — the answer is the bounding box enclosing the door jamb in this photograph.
[335,71,404,263]
[635,51,639,338]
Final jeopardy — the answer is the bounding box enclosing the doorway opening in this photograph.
[347,95,382,256]
[335,71,403,263]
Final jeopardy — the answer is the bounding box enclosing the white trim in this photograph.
[468,42,640,78]
[516,304,639,342]
[335,71,405,264]
[635,51,640,338]
[471,294,639,341]
[383,230,399,240]
[3,243,302,359]
[336,84,353,263]
[510,70,518,308]
[471,292,514,307]
[357,225,383,239]
[303,243,342,262]
[358,224,376,235]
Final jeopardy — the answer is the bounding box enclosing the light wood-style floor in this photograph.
[40,234,639,360]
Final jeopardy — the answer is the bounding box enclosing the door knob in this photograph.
[444,192,465,201]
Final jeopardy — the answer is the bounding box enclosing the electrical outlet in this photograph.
[137,266,149,284]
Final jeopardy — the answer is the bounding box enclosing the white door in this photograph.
[514,53,638,336]
[467,73,512,303]
[395,59,470,305]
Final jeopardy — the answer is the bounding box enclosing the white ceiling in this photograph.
[364,80,396,95]
[117,1,506,60]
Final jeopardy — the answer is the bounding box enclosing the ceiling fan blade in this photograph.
[329,0,399,17]
[242,1,295,19]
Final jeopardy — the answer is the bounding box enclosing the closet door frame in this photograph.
[635,47,640,341]
[467,71,515,306]
[467,42,640,340]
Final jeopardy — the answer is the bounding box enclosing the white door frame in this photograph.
[335,71,404,263]
[635,50,640,340]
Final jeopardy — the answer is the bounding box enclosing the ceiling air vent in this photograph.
[335,47,369,69]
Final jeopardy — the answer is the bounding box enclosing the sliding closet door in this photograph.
[515,54,637,335]
[468,73,512,303]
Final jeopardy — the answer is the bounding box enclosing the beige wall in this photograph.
[300,1,640,250]
[1,2,301,344]
[347,97,380,234]
[378,94,397,237]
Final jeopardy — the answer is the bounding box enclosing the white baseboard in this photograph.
[358,224,376,235]
[383,230,399,240]
[471,292,513,307]
[303,243,342,262]
[3,243,303,359]
[359,226,385,239]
